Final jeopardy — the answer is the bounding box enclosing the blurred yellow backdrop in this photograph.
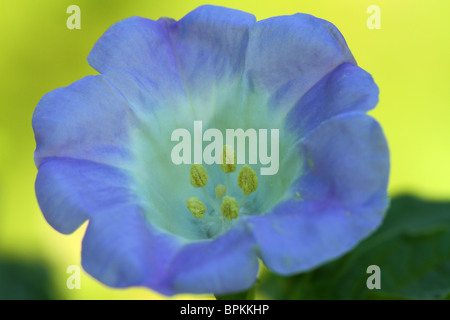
[0,0,449,299]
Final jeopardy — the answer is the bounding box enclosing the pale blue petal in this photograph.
[165,5,255,100]
[298,113,389,206]
[249,113,389,274]
[32,75,137,168]
[249,193,388,274]
[244,14,355,113]
[284,63,379,137]
[163,223,259,295]
[82,206,182,292]
[35,157,137,234]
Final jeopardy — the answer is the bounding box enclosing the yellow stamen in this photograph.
[220,145,237,173]
[221,196,239,221]
[186,197,206,218]
[237,165,258,195]
[190,164,208,188]
[215,184,227,198]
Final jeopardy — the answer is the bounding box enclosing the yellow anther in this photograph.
[237,165,258,195]
[190,164,209,188]
[220,145,237,173]
[215,184,227,198]
[186,197,206,218]
[221,196,239,221]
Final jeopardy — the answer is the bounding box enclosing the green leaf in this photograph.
[258,195,450,300]
[215,285,256,300]
[0,257,57,300]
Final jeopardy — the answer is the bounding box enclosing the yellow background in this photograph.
[0,0,449,299]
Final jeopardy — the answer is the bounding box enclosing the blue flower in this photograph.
[32,5,389,295]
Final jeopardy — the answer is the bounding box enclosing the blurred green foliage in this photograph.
[0,258,56,300]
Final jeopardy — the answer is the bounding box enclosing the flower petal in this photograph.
[163,223,259,295]
[166,5,255,95]
[87,16,187,107]
[298,113,389,206]
[88,6,255,119]
[32,75,137,168]
[35,157,137,234]
[249,113,389,274]
[284,63,379,137]
[249,193,388,274]
[244,14,355,113]
[82,206,182,292]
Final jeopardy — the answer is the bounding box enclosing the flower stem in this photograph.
[214,285,256,300]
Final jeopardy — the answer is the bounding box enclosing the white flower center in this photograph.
[129,86,303,241]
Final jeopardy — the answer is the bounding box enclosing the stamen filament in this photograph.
[226,173,231,195]
[202,187,221,214]
[239,195,247,207]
